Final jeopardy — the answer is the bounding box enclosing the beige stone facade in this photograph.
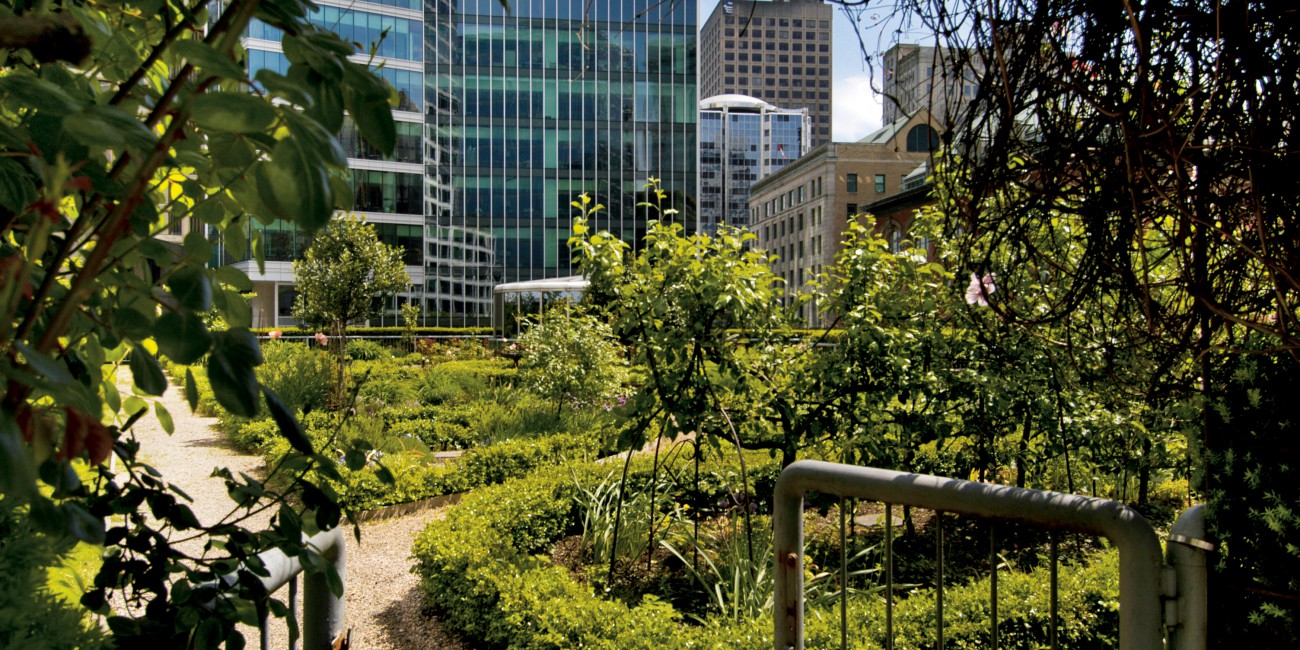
[749,112,938,324]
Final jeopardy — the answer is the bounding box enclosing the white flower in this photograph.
[965,272,996,306]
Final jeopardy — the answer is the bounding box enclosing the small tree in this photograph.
[518,310,629,415]
[401,302,421,353]
[292,214,409,404]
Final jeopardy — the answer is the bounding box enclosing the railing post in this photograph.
[1166,505,1209,650]
[773,469,805,650]
[302,526,347,650]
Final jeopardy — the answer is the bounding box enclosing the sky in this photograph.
[697,0,932,142]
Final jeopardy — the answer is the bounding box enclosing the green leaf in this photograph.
[183,230,213,264]
[207,350,259,418]
[222,288,252,329]
[206,330,262,417]
[0,412,36,501]
[129,346,167,395]
[138,238,171,262]
[14,342,75,388]
[279,504,302,542]
[175,40,246,80]
[263,386,312,454]
[215,266,254,292]
[155,311,212,364]
[189,92,277,133]
[155,402,174,434]
[0,158,36,212]
[254,68,313,108]
[62,501,105,545]
[113,307,154,340]
[257,138,333,230]
[305,74,344,132]
[206,134,256,170]
[124,396,148,418]
[167,266,212,311]
[344,89,395,156]
[281,110,346,167]
[0,74,80,114]
[184,368,199,410]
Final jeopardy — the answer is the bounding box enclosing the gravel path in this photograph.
[119,378,474,649]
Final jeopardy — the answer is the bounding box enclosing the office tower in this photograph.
[699,94,809,233]
[880,43,984,126]
[240,0,427,328]
[700,0,834,147]
[425,0,698,325]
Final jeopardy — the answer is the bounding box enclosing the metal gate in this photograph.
[772,459,1209,649]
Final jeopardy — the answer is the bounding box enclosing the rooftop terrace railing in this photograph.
[772,460,1209,650]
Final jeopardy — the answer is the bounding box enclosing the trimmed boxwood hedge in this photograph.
[250,326,491,337]
[412,455,1122,649]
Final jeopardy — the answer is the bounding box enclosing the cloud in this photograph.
[833,74,883,142]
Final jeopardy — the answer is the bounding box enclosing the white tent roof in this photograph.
[492,275,589,295]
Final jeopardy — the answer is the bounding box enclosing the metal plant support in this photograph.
[772,459,1193,650]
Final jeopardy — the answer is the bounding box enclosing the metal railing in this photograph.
[209,527,347,650]
[772,460,1207,650]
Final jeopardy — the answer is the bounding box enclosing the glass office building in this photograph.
[699,94,809,232]
[238,0,427,327]
[425,0,698,323]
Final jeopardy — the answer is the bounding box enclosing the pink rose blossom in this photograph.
[315,332,328,346]
[269,330,282,340]
[964,272,997,306]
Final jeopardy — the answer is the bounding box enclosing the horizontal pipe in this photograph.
[773,460,1164,650]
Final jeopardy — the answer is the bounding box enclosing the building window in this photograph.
[846,173,858,193]
[907,124,940,152]
[847,203,858,217]
[875,174,886,193]
[889,225,903,253]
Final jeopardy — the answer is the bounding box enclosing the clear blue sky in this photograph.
[698,0,931,142]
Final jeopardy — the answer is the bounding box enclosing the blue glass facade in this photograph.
[240,0,426,327]
[425,0,698,321]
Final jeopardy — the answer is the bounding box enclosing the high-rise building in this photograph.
[880,43,984,127]
[239,0,427,328]
[232,0,698,328]
[699,94,809,232]
[700,0,834,147]
[426,0,698,325]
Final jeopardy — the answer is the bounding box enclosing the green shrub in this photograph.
[412,454,1121,650]
[389,418,475,451]
[517,312,630,412]
[353,364,423,407]
[232,418,280,451]
[419,360,517,405]
[0,503,109,650]
[252,326,491,337]
[258,341,332,415]
[346,338,390,361]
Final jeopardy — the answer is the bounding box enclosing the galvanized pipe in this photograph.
[773,460,1164,650]
[1166,505,1209,650]
[302,527,347,650]
[885,502,894,650]
[206,527,346,650]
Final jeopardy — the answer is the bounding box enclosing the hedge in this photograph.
[412,455,1122,649]
[250,326,491,337]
